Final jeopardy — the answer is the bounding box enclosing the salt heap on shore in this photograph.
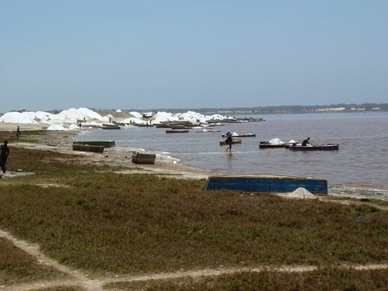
[0,107,230,130]
[285,187,317,199]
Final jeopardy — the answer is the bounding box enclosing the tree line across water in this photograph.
[120,102,388,116]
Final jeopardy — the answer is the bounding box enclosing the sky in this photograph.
[1,0,387,112]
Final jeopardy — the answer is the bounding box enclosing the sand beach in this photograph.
[1,122,210,181]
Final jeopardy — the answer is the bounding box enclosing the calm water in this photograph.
[78,112,388,190]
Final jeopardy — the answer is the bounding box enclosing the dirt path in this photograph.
[0,229,102,291]
[1,227,388,291]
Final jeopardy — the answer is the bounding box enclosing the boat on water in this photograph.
[101,123,120,130]
[235,117,265,122]
[259,141,289,149]
[196,129,221,133]
[289,144,339,151]
[166,129,190,134]
[219,139,242,146]
[222,133,256,138]
[73,140,116,147]
[259,138,296,149]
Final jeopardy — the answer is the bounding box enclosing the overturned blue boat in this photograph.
[205,174,328,194]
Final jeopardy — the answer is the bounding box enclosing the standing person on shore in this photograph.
[225,131,233,152]
[16,126,21,139]
[0,140,10,173]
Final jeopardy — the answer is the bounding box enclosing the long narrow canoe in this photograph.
[196,129,221,133]
[166,129,190,133]
[102,123,121,129]
[222,133,256,138]
[73,140,115,147]
[289,144,339,151]
[72,144,104,153]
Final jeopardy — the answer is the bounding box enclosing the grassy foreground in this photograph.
[0,131,387,290]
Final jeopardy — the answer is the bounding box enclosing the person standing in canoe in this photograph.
[225,131,233,152]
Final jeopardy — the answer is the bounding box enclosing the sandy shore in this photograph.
[2,122,388,201]
[2,123,211,180]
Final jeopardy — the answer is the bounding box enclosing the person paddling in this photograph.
[301,137,310,146]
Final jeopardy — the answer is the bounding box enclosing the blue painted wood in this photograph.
[205,174,328,194]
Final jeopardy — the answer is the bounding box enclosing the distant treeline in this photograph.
[134,102,388,115]
[42,103,387,116]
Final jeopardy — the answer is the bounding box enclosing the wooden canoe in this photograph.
[101,124,121,129]
[73,140,116,147]
[166,129,190,133]
[289,144,339,151]
[131,152,156,164]
[219,139,242,146]
[196,129,221,133]
[72,144,104,153]
[222,133,256,138]
[259,141,289,149]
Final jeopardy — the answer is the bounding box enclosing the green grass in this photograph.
[0,139,387,289]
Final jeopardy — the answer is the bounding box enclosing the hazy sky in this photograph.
[1,1,387,112]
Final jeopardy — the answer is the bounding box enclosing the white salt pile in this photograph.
[280,187,317,199]
[0,108,230,129]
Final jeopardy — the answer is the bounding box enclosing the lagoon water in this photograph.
[78,112,388,190]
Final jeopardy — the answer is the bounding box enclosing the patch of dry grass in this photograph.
[105,268,388,290]
[0,238,70,285]
[0,142,387,289]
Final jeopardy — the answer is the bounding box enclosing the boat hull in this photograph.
[72,144,104,153]
[166,129,190,133]
[222,134,256,138]
[205,174,327,194]
[131,152,156,164]
[289,144,339,151]
[196,130,221,133]
[259,141,289,149]
[102,124,121,129]
[73,140,116,147]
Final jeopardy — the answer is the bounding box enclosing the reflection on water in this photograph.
[78,112,388,189]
